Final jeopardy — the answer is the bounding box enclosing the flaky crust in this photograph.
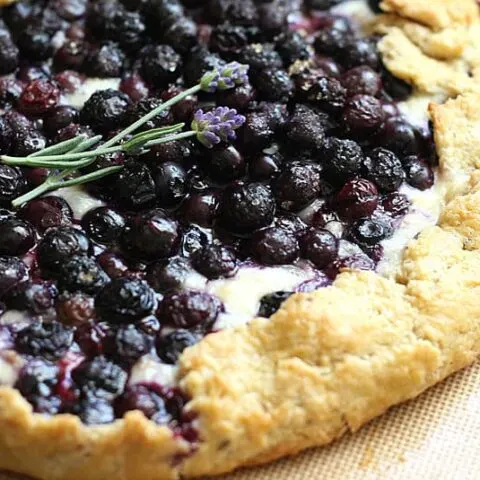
[2,1,480,479]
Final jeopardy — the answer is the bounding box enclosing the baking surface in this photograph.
[1,361,479,480]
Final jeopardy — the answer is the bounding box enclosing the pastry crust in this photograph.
[2,1,480,480]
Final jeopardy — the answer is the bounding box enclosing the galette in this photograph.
[0,0,479,479]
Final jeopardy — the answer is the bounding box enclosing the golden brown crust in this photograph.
[2,3,480,480]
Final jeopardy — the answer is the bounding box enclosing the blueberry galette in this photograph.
[0,0,480,479]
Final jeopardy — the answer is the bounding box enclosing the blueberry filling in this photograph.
[0,0,436,436]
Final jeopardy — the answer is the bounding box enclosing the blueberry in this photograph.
[82,207,126,246]
[381,192,411,217]
[0,218,36,256]
[147,257,193,293]
[403,156,435,190]
[11,128,47,156]
[18,196,73,231]
[300,228,339,268]
[183,47,224,86]
[126,97,173,132]
[254,68,294,102]
[276,31,310,66]
[151,162,187,207]
[251,227,299,266]
[95,278,156,323]
[335,178,378,220]
[378,117,419,156]
[241,113,275,151]
[159,290,222,329]
[108,324,153,366]
[80,89,130,133]
[307,77,346,113]
[249,151,283,181]
[15,359,61,414]
[37,226,90,275]
[115,385,169,423]
[43,106,79,137]
[364,148,405,192]
[54,39,88,70]
[341,38,379,70]
[72,356,127,399]
[0,78,22,108]
[327,253,375,279]
[105,10,146,52]
[258,291,292,318]
[163,17,198,54]
[74,397,116,425]
[16,321,74,361]
[216,83,255,112]
[238,43,283,73]
[273,163,322,212]
[349,217,393,246]
[140,44,182,87]
[342,94,385,133]
[17,25,53,61]
[0,256,28,298]
[341,66,382,97]
[192,244,237,279]
[381,67,412,101]
[0,34,19,74]
[56,255,110,294]
[74,321,109,357]
[156,329,199,364]
[180,225,209,258]
[123,209,180,260]
[85,41,126,78]
[284,104,325,150]
[183,193,218,228]
[0,165,25,206]
[205,146,245,184]
[219,183,276,235]
[7,280,57,314]
[207,0,259,26]
[314,17,353,57]
[322,138,364,184]
[209,24,260,57]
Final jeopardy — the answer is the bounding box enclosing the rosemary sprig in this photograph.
[2,62,249,207]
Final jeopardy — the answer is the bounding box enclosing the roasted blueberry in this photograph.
[159,290,222,329]
[80,89,130,132]
[180,225,209,258]
[183,193,218,228]
[74,397,116,425]
[378,117,419,156]
[192,244,237,279]
[382,192,411,218]
[250,227,299,265]
[37,226,90,275]
[55,255,110,294]
[284,104,325,149]
[7,280,57,314]
[0,165,25,206]
[342,94,385,133]
[151,162,187,207]
[403,156,435,190]
[72,356,127,399]
[18,196,73,231]
[140,44,182,86]
[0,256,28,298]
[74,321,109,357]
[156,329,199,364]
[57,292,96,326]
[43,106,79,137]
[16,321,74,361]
[341,38,379,70]
[254,68,294,102]
[258,291,292,318]
[219,183,275,235]
[85,41,126,78]
[300,228,339,269]
[82,207,126,246]
[0,218,36,256]
[147,257,193,293]
[314,16,353,56]
[241,112,275,150]
[123,210,180,260]
[205,146,245,184]
[341,66,382,97]
[349,217,393,246]
[335,178,378,220]
[322,138,364,184]
[276,31,310,66]
[18,80,60,117]
[108,324,153,366]
[115,385,170,423]
[364,148,405,192]
[273,163,322,211]
[307,77,346,113]
[95,278,156,323]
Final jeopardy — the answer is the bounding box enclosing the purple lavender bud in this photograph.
[191,107,246,148]
[200,62,250,93]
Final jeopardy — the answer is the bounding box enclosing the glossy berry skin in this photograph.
[322,138,364,185]
[11,128,47,157]
[273,163,322,212]
[80,89,130,133]
[300,228,339,269]
[349,217,393,246]
[205,146,245,184]
[0,256,28,298]
[147,257,193,293]
[364,148,405,193]
[55,255,110,294]
[18,80,60,117]
[335,178,379,221]
[123,210,180,260]
[250,227,299,266]
[284,104,325,150]
[43,106,79,137]
[85,41,126,78]
[156,329,199,364]
[341,66,382,97]
[72,356,127,400]
[115,385,170,423]
[341,38,379,70]
[15,360,61,414]
[180,225,209,258]
[192,244,238,280]
[37,226,90,275]
[81,207,126,246]
[0,218,36,256]
[241,113,275,151]
[140,44,182,86]
[151,162,187,207]
[15,321,74,361]
[382,193,411,218]
[258,291,292,318]
[342,94,385,133]
[95,278,156,324]
[18,196,73,231]
[314,17,353,57]
[219,183,276,235]
[159,290,223,330]
[378,117,419,157]
[0,165,25,206]
[403,156,435,190]
[183,193,218,228]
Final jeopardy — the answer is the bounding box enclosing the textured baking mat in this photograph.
[2,362,480,480]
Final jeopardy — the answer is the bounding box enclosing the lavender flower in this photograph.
[200,62,250,93]
[191,107,246,148]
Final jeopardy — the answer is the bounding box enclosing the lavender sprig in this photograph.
[3,62,250,207]
[192,107,246,148]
